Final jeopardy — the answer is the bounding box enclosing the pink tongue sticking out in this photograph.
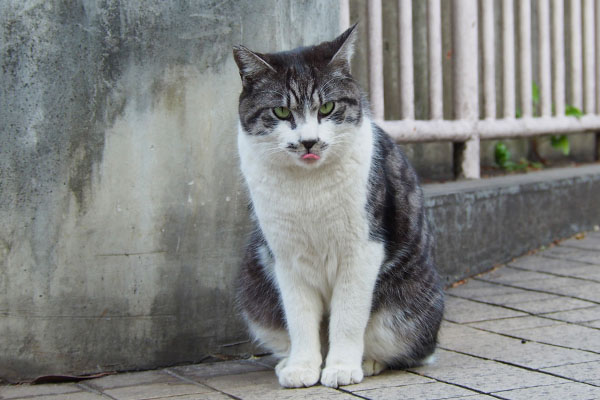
[302,153,320,161]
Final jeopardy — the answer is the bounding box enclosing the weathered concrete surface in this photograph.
[426,164,600,285]
[0,0,339,382]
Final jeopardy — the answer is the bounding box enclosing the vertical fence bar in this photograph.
[368,0,385,120]
[399,0,415,120]
[519,0,533,117]
[583,0,596,113]
[453,0,480,179]
[571,0,583,109]
[482,0,496,119]
[596,0,600,114]
[552,0,566,116]
[428,0,443,119]
[503,0,516,118]
[339,0,350,31]
[538,0,552,117]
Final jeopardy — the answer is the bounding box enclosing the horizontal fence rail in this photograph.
[344,0,600,179]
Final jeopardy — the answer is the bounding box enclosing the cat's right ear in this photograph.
[233,46,276,85]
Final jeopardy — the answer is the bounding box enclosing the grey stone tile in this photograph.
[470,290,557,307]
[170,360,269,381]
[511,323,600,352]
[343,370,434,391]
[103,382,214,400]
[540,246,600,265]
[203,371,353,399]
[450,397,499,400]
[87,370,179,390]
[440,329,599,369]
[0,383,81,399]
[354,381,478,400]
[504,296,596,314]
[542,361,600,383]
[509,255,598,278]
[492,382,600,400]
[150,393,231,400]
[448,280,525,299]
[444,297,526,324]
[6,392,107,400]
[469,316,564,333]
[439,321,488,342]
[542,306,600,323]
[543,282,600,302]
[583,320,600,329]
[476,267,556,285]
[561,235,600,251]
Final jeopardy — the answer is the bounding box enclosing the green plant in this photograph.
[494,141,543,171]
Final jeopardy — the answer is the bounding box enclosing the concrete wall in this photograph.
[0,0,340,382]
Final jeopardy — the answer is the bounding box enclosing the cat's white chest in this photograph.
[238,120,376,283]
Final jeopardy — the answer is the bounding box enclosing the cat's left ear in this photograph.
[328,23,358,70]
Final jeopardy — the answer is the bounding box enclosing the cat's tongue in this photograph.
[302,153,320,161]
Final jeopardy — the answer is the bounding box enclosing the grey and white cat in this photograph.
[232,25,444,389]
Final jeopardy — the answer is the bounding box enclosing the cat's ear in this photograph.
[233,45,276,84]
[328,23,358,69]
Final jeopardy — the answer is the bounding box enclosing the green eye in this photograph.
[273,107,291,119]
[319,101,335,116]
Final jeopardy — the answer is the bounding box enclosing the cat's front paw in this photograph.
[277,363,321,388]
[320,365,364,388]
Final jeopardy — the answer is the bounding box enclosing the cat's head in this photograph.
[233,25,364,169]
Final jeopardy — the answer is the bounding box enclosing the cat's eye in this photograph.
[273,107,291,119]
[319,101,335,116]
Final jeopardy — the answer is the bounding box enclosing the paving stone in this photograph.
[86,370,179,390]
[583,319,600,329]
[103,382,214,400]
[541,282,600,302]
[5,392,107,400]
[450,397,499,399]
[509,254,583,272]
[440,329,599,369]
[492,382,600,400]
[475,267,556,285]
[468,316,564,333]
[503,296,596,314]
[467,290,557,307]
[561,235,600,251]
[542,306,600,323]
[202,370,354,399]
[149,393,231,400]
[0,383,81,399]
[448,280,525,299]
[353,381,478,400]
[170,360,270,381]
[438,321,488,342]
[541,361,600,383]
[540,246,600,265]
[511,323,600,352]
[444,297,526,324]
[343,370,434,392]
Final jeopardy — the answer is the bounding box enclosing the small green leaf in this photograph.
[494,142,511,168]
[532,82,540,106]
[550,135,570,155]
[565,105,583,118]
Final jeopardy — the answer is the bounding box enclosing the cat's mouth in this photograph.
[301,153,321,162]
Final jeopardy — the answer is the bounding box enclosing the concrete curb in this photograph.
[425,164,600,285]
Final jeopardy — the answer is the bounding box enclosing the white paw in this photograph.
[277,363,321,388]
[362,359,387,377]
[320,365,364,388]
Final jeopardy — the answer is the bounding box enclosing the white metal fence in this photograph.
[341,0,600,179]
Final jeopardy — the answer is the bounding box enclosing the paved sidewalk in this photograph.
[2,231,600,400]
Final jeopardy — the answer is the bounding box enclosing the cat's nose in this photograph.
[301,139,318,151]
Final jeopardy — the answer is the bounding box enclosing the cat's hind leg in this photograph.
[363,309,438,374]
